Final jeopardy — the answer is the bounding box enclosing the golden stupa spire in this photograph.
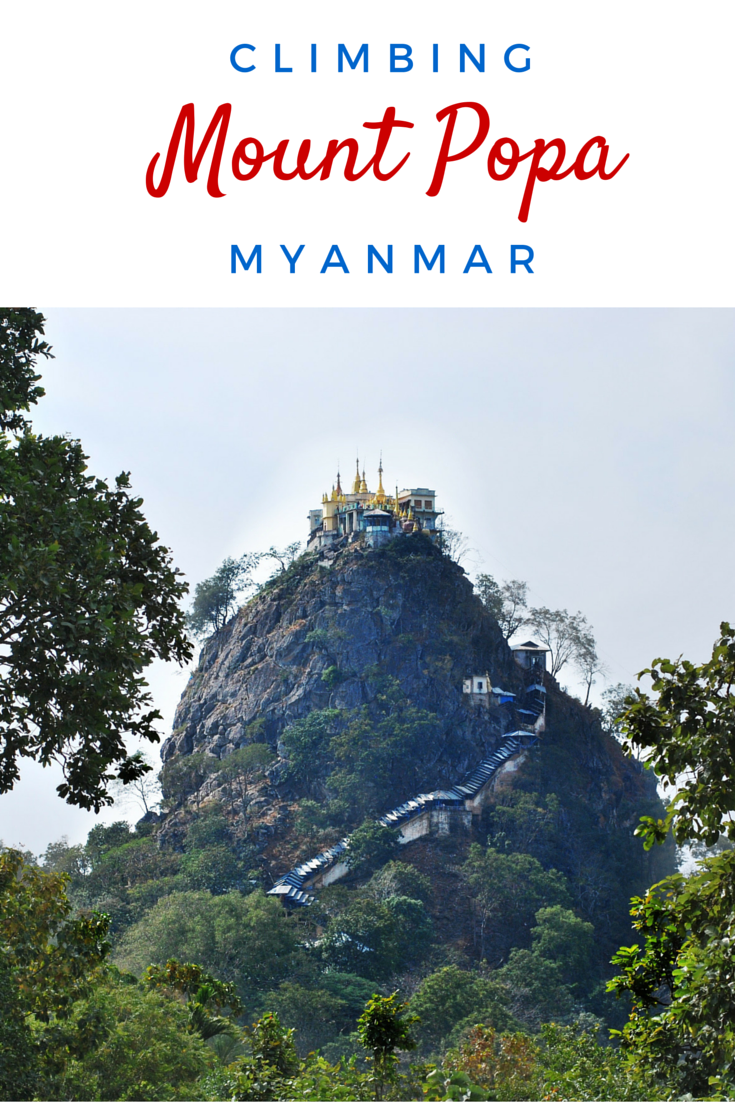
[335,468,343,496]
[352,458,361,494]
[360,468,368,494]
[375,454,386,503]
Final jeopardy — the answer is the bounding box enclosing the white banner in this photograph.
[1,0,732,305]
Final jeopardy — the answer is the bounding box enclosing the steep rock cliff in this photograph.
[164,536,516,776]
[158,537,668,908]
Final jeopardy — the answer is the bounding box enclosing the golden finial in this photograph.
[376,454,386,503]
[352,458,361,494]
[360,468,368,494]
[335,468,343,496]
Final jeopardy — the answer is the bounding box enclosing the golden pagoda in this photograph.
[307,459,442,552]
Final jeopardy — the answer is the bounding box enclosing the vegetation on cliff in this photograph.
[0,310,192,811]
[4,529,689,1098]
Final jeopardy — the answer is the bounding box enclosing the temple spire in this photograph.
[376,454,386,503]
[352,458,361,493]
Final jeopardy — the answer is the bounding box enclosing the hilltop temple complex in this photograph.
[307,459,442,551]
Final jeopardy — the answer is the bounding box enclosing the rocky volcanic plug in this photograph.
[164,538,515,780]
[158,536,667,927]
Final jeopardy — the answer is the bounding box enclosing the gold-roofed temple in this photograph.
[307,460,442,551]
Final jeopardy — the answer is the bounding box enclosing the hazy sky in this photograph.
[2,308,733,855]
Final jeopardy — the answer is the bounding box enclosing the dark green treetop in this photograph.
[0,309,192,810]
[608,625,735,1095]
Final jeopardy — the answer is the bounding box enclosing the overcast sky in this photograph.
[2,308,733,855]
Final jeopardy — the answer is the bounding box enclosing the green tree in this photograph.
[524,606,594,681]
[143,958,243,1040]
[475,574,529,641]
[0,847,111,1099]
[0,308,47,431]
[283,686,444,823]
[321,893,431,980]
[85,821,136,864]
[345,820,400,875]
[0,953,37,1101]
[328,683,443,822]
[600,682,636,742]
[531,905,594,988]
[607,623,735,1095]
[48,970,214,1101]
[264,983,354,1057]
[366,860,432,905]
[535,1021,663,1102]
[495,948,574,1031]
[409,965,515,1053]
[160,751,219,808]
[186,554,259,639]
[356,992,418,1100]
[178,806,252,895]
[40,836,91,882]
[485,791,560,860]
[281,709,341,785]
[85,835,181,898]
[113,889,307,1008]
[0,309,192,810]
[219,743,275,815]
[219,1011,299,1101]
[461,844,570,960]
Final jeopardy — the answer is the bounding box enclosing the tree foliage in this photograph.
[524,606,595,681]
[186,554,260,639]
[320,892,431,980]
[48,971,214,1102]
[607,624,735,1095]
[113,889,307,1007]
[409,965,515,1052]
[0,308,48,432]
[356,992,418,1100]
[441,1021,662,1102]
[475,575,529,641]
[283,682,444,825]
[143,958,242,1040]
[461,843,570,960]
[0,847,111,1099]
[0,309,192,810]
[345,820,400,875]
[600,682,636,741]
[623,622,735,847]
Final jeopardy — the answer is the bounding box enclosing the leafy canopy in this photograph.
[623,621,735,847]
[186,554,259,639]
[356,992,418,1100]
[0,847,112,1099]
[0,309,192,809]
[607,624,735,1095]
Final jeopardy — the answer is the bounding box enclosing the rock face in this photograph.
[164,537,520,781]
[159,536,669,913]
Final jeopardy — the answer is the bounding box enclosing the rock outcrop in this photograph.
[163,537,516,775]
[158,535,670,930]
